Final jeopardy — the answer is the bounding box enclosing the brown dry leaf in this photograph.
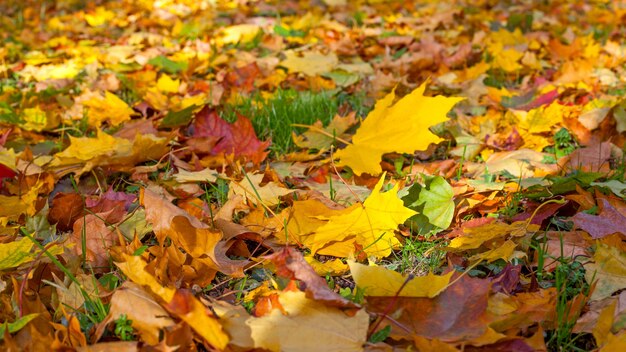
[247,290,368,352]
[99,282,175,345]
[228,173,294,207]
[115,254,229,349]
[366,275,491,342]
[70,210,119,269]
[47,192,84,231]
[293,112,357,150]
[487,289,557,331]
[266,246,357,308]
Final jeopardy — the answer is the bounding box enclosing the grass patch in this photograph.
[222,89,369,156]
[385,238,447,275]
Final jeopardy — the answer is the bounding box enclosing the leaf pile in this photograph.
[2,0,626,351]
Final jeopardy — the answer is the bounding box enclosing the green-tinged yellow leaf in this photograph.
[0,314,39,340]
[307,173,417,258]
[335,81,463,176]
[0,237,34,270]
[349,260,453,297]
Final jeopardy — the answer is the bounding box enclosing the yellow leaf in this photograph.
[489,42,524,72]
[156,74,180,94]
[21,107,48,132]
[247,290,368,352]
[0,236,63,270]
[585,242,626,301]
[448,221,538,251]
[593,301,617,347]
[304,256,349,276]
[600,332,626,351]
[335,81,463,176]
[51,131,169,177]
[469,240,518,263]
[218,24,261,45]
[0,147,17,171]
[280,50,338,77]
[84,7,115,27]
[348,260,453,298]
[116,254,176,302]
[308,174,417,258]
[0,237,34,270]
[0,184,41,220]
[228,173,294,207]
[83,91,135,127]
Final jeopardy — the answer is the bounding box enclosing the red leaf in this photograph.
[572,198,626,238]
[189,106,269,164]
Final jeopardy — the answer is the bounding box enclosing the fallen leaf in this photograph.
[280,50,339,76]
[335,81,463,176]
[266,247,357,308]
[572,199,626,238]
[115,254,229,349]
[349,260,453,298]
[188,106,269,164]
[228,173,293,207]
[293,113,357,150]
[585,243,626,301]
[308,173,417,258]
[247,290,368,352]
[83,91,135,127]
[366,275,491,342]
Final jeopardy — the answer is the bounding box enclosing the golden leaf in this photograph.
[307,174,417,258]
[335,81,463,176]
[349,260,453,298]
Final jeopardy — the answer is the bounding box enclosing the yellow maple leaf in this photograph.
[348,260,453,298]
[334,81,463,176]
[307,173,417,258]
[228,173,294,207]
[0,184,41,220]
[83,91,135,127]
[51,130,169,176]
[156,74,180,94]
[280,50,338,76]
